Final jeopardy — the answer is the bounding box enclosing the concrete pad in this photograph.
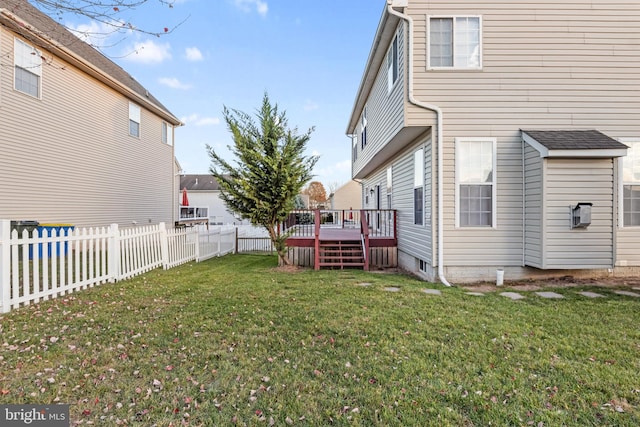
[614,290,640,297]
[422,289,442,296]
[384,287,401,292]
[578,291,605,298]
[466,292,486,297]
[500,292,525,300]
[535,291,565,299]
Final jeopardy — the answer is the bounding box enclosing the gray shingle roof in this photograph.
[0,0,179,124]
[180,175,221,191]
[521,130,628,150]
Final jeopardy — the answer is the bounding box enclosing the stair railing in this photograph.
[360,209,370,271]
[314,209,321,270]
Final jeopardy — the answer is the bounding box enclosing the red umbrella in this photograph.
[181,187,189,206]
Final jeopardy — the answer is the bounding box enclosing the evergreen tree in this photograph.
[208,93,318,265]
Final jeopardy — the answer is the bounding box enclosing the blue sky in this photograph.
[59,0,385,190]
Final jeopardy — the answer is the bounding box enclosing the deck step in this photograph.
[318,239,365,270]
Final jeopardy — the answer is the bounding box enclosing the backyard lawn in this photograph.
[0,254,638,426]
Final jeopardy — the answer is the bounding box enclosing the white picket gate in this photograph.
[0,220,237,313]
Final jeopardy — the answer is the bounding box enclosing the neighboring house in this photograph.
[329,180,363,210]
[0,0,181,228]
[347,0,639,283]
[179,174,242,225]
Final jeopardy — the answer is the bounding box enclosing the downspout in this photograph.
[386,3,452,286]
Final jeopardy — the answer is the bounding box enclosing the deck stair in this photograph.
[318,239,365,269]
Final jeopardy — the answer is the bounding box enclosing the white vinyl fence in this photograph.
[0,220,236,313]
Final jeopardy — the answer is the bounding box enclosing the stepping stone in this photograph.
[466,292,486,297]
[384,287,401,292]
[614,290,640,297]
[633,287,640,291]
[422,289,442,296]
[500,292,525,300]
[535,291,564,299]
[357,282,372,287]
[579,291,605,298]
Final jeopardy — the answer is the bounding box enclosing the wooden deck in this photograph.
[282,209,397,270]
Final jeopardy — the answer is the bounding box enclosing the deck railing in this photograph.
[282,209,396,240]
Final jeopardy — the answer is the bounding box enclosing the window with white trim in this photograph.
[428,16,481,69]
[414,149,424,225]
[455,138,496,227]
[14,38,42,98]
[129,102,141,137]
[386,166,392,208]
[387,34,398,91]
[622,140,640,227]
[360,107,367,149]
[162,122,173,145]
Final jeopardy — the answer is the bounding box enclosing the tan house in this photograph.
[329,180,362,210]
[0,0,182,228]
[347,0,640,283]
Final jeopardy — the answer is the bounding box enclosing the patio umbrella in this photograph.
[181,187,189,206]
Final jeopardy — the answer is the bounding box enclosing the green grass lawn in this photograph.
[1,254,638,426]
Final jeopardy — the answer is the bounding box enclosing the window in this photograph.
[162,122,173,145]
[387,34,398,91]
[14,38,42,98]
[428,16,481,69]
[386,166,392,208]
[622,140,640,227]
[129,103,141,137]
[414,149,424,225]
[455,138,496,227]
[360,107,367,149]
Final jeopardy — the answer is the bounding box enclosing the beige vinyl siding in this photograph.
[353,21,406,178]
[0,29,175,227]
[543,159,615,269]
[401,0,639,267]
[616,228,640,266]
[523,145,543,268]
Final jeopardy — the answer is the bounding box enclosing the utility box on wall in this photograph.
[571,203,593,229]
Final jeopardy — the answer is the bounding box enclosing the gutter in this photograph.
[386,2,452,287]
[0,8,182,127]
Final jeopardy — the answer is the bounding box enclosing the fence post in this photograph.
[0,220,11,313]
[235,227,238,254]
[194,227,201,262]
[108,223,120,283]
[159,222,169,269]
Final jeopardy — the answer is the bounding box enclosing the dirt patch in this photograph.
[462,275,640,293]
[271,264,305,273]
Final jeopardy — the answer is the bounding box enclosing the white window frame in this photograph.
[360,106,367,149]
[455,137,497,228]
[14,38,42,98]
[129,102,141,138]
[414,149,424,226]
[427,15,482,70]
[619,138,640,228]
[162,122,173,145]
[387,33,399,92]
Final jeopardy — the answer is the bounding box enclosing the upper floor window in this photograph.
[622,140,640,227]
[129,102,141,137]
[386,166,393,209]
[162,122,173,145]
[455,138,496,227]
[414,149,424,225]
[428,16,481,69]
[14,38,42,98]
[387,34,398,91]
[360,107,367,149]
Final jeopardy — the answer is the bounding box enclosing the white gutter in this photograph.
[386,2,452,286]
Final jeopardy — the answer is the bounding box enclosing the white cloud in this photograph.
[68,20,121,49]
[303,100,319,112]
[311,150,321,157]
[124,40,172,64]
[181,113,221,126]
[185,47,203,61]
[232,0,268,17]
[158,77,192,90]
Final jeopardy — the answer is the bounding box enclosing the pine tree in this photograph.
[208,93,318,265]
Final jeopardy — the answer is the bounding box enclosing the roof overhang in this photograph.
[345,3,400,135]
[522,130,628,158]
[0,8,182,126]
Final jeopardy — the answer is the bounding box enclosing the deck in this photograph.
[282,209,397,270]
